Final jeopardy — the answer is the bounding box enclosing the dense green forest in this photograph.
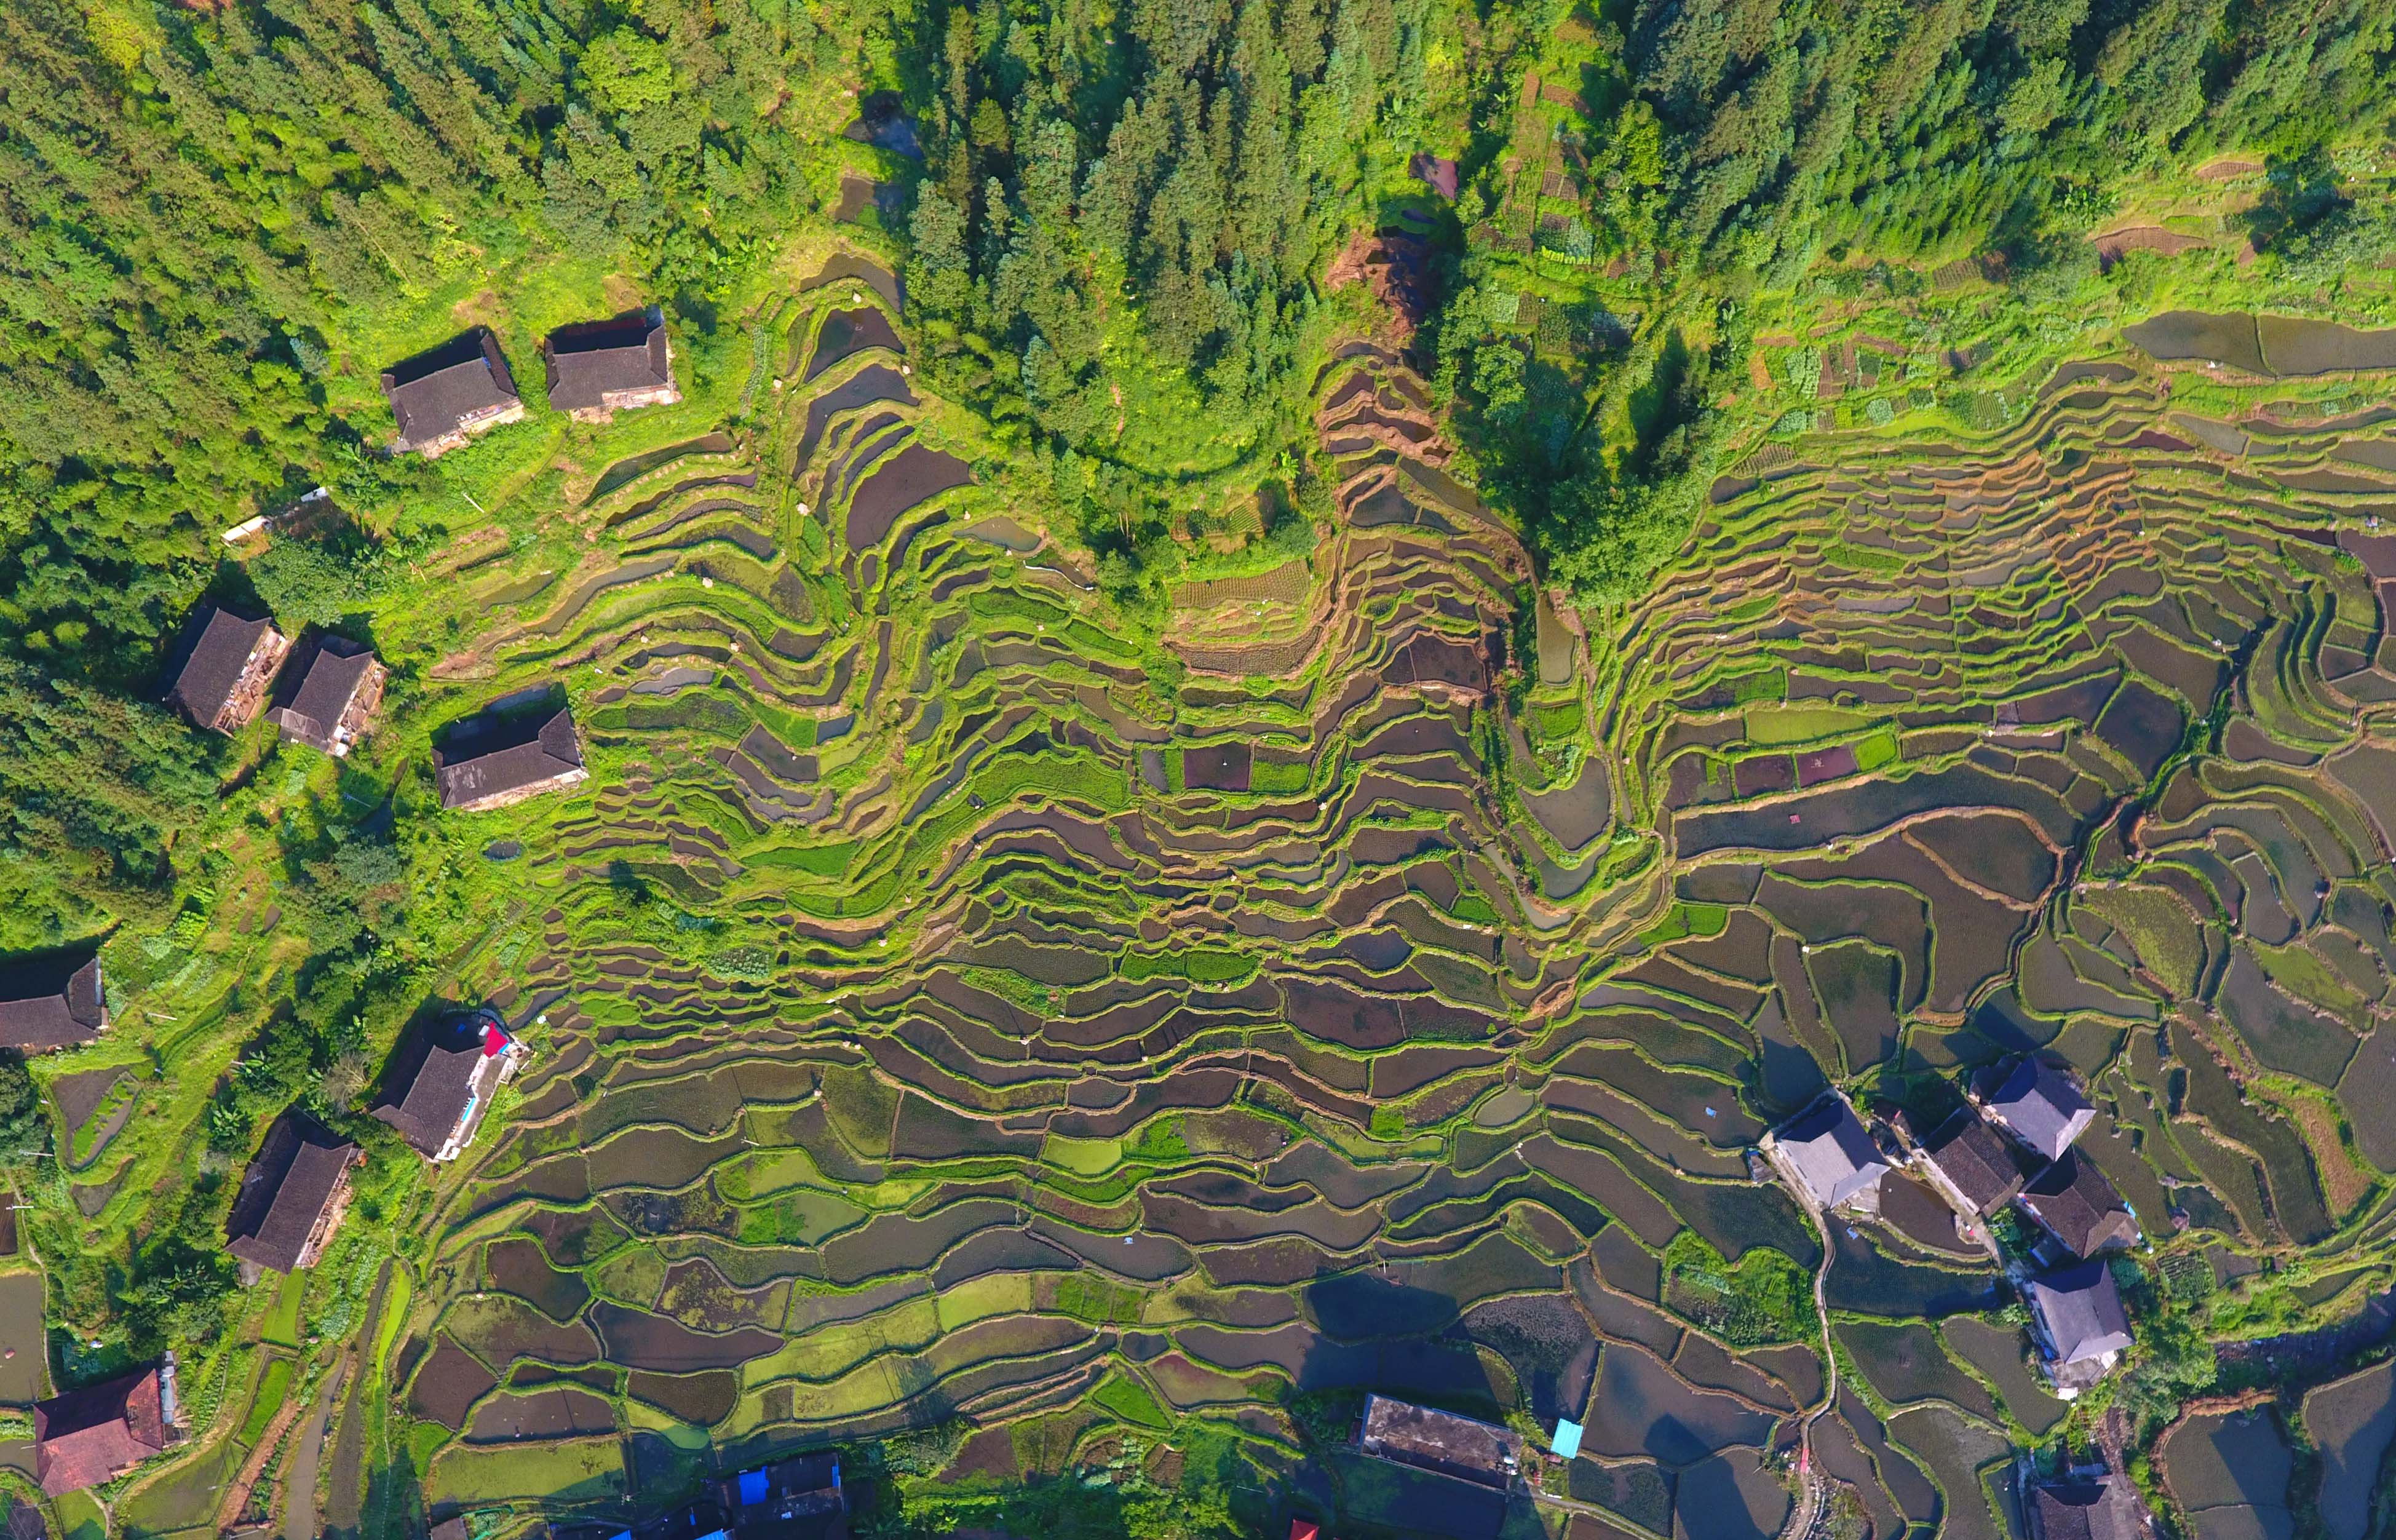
[2,0,2393,938]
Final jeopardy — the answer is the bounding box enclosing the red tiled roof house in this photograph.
[34,1363,177,1495]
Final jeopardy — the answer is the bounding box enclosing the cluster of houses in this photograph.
[21,1008,527,1494]
[156,592,585,811]
[1,309,675,1501]
[1762,1058,2153,1540]
[383,308,678,457]
[0,657,588,1062]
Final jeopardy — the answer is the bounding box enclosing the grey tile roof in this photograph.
[2027,1474,2146,1540]
[1919,1109,2028,1216]
[2030,1261,2134,1367]
[373,1010,507,1157]
[269,635,379,752]
[224,1111,359,1272]
[544,308,673,411]
[0,953,105,1050]
[163,607,276,727]
[1983,1057,2095,1162]
[434,705,584,809]
[1357,1394,1521,1489]
[1777,1096,1889,1209]
[383,328,519,448]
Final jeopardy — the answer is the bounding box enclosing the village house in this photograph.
[162,606,292,734]
[1355,1394,1523,1490]
[580,1501,729,1540]
[2026,1261,2135,1396]
[544,308,680,423]
[2018,1151,2141,1260]
[2022,1469,2153,1540]
[224,1111,364,1275]
[382,328,525,458]
[1763,1092,1890,1214]
[1903,1107,2028,1222]
[267,635,388,757]
[1975,1057,2096,1164]
[434,704,589,812]
[33,1361,178,1495]
[718,1453,847,1540]
[0,951,106,1052]
[372,1007,527,1162]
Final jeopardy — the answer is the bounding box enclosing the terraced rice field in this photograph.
[382,278,2396,1537]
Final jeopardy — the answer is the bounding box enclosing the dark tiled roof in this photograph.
[1357,1394,1521,1489]
[0,953,104,1050]
[2027,1475,2146,1540]
[383,329,520,448]
[34,1368,166,1495]
[1982,1057,2095,1162]
[224,1111,360,1272]
[163,606,276,726]
[1777,1096,1889,1209]
[270,635,380,752]
[373,1010,505,1157]
[2021,1150,2140,1257]
[545,308,673,410]
[1919,1109,2027,1216]
[435,706,584,809]
[2031,1261,2134,1367]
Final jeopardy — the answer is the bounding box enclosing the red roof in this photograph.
[34,1367,167,1494]
[1290,1522,1321,1540]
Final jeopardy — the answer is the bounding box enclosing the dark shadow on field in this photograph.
[327,1443,421,1540]
[431,681,568,745]
[2235,149,2347,255]
[1328,1447,1547,1540]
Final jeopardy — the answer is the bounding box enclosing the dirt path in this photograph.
[284,1362,347,1540]
[214,1379,309,1533]
[1780,1199,1840,1540]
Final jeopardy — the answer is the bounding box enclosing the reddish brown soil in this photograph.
[1325,231,1437,344]
[2092,225,2206,271]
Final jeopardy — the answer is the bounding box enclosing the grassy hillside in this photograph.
[3,1,2396,1537]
